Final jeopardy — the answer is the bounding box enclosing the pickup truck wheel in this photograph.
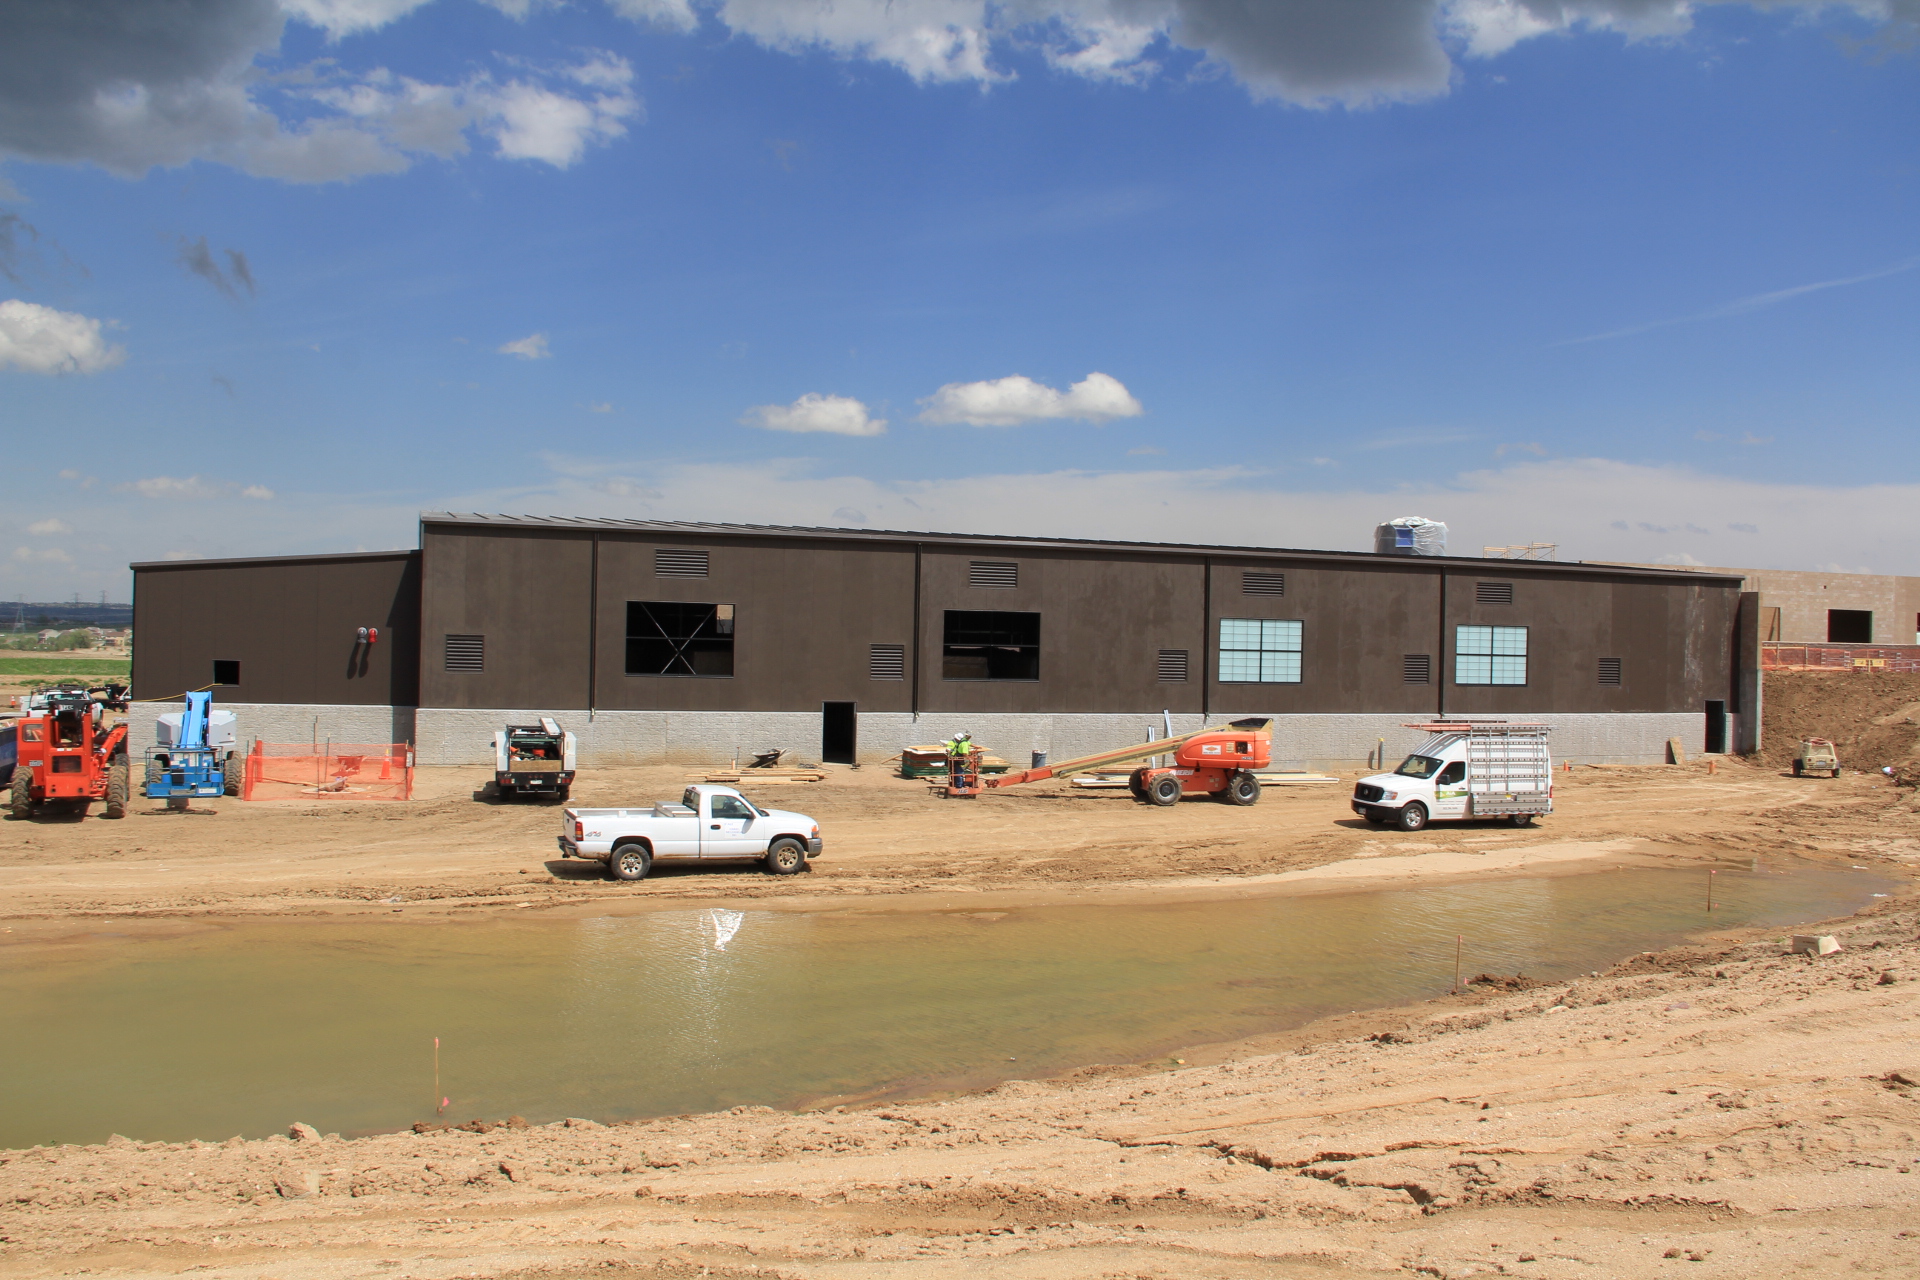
[1220,771,1260,805]
[608,843,652,882]
[1792,760,1803,777]
[1396,802,1429,832]
[1146,774,1183,806]
[1507,812,1535,828]
[1830,768,1841,779]
[763,837,807,876]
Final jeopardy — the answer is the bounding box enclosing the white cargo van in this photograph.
[1351,722,1552,832]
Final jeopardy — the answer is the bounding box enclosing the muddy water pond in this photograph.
[1,858,1896,1148]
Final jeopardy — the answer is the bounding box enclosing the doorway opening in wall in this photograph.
[1704,700,1727,755]
[822,702,856,765]
[1827,609,1872,643]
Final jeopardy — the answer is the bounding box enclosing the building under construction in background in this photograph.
[126,515,1762,769]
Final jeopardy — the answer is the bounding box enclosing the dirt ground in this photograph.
[2,899,1917,1279]
[6,673,1920,1277]
[4,737,1920,922]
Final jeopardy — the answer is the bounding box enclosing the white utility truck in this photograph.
[1351,721,1553,831]
[493,717,576,801]
[558,784,822,881]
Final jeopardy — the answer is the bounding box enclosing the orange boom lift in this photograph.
[938,717,1273,806]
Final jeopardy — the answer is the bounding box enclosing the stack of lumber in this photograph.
[687,769,826,784]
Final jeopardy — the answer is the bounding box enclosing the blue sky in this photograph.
[2,0,1917,600]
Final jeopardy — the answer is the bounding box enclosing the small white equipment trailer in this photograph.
[1351,721,1553,832]
[491,717,577,801]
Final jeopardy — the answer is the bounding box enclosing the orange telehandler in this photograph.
[937,717,1273,805]
[7,684,131,819]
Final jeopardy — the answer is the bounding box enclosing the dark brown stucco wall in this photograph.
[1440,570,1735,715]
[418,525,592,710]
[1204,558,1447,715]
[916,548,1207,715]
[593,533,919,713]
[131,553,419,706]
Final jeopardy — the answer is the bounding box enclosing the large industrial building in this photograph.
[129,515,1759,768]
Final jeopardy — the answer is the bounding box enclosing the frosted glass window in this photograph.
[1218,618,1302,683]
[1456,625,1528,686]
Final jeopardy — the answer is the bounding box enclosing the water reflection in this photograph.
[0,858,1895,1148]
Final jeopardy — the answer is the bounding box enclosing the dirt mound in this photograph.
[1760,670,1920,777]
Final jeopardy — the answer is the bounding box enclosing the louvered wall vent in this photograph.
[869,644,906,681]
[445,634,484,673]
[1242,570,1286,596]
[1598,657,1623,686]
[1157,649,1190,682]
[1403,653,1432,684]
[654,548,710,578]
[1475,581,1514,604]
[968,560,1018,589]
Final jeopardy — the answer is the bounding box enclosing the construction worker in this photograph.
[942,731,975,791]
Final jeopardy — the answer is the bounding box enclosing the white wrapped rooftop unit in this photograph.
[1374,516,1448,557]
[157,710,237,748]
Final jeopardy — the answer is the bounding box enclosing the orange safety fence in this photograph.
[242,741,415,801]
[1762,643,1920,674]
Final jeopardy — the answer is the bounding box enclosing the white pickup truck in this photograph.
[1351,721,1553,832]
[558,784,823,881]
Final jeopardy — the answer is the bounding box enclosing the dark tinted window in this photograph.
[942,610,1040,681]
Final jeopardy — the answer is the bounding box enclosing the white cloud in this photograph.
[480,60,640,166]
[16,449,1920,603]
[498,332,551,359]
[917,371,1143,427]
[124,475,272,500]
[11,546,73,563]
[0,3,638,182]
[0,300,126,375]
[27,519,72,536]
[606,0,701,31]
[740,393,888,436]
[583,401,614,413]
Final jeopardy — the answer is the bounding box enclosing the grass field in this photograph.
[0,657,132,677]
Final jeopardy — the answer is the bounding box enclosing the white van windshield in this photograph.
[1394,754,1444,779]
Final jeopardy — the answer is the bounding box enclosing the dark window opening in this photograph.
[444,635,483,673]
[1704,700,1728,754]
[212,659,241,686]
[1241,570,1285,597]
[1475,581,1514,605]
[822,702,856,765]
[1827,609,1872,643]
[943,610,1040,681]
[1436,762,1465,786]
[1403,654,1431,684]
[869,643,905,680]
[627,601,735,677]
[1598,657,1623,686]
[968,560,1018,589]
[1157,649,1189,682]
[654,548,709,578]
